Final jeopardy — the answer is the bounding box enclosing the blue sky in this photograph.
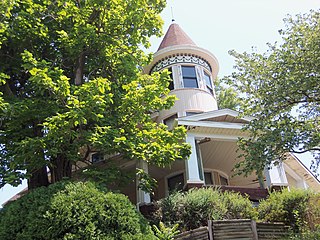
[1,0,319,206]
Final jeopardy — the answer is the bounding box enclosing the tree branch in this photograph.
[291,148,320,154]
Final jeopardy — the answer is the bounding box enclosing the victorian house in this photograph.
[3,23,319,208]
[114,22,320,206]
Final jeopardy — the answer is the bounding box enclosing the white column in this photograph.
[136,160,151,206]
[185,135,204,184]
[265,161,288,189]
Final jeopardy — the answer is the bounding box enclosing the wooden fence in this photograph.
[175,219,289,240]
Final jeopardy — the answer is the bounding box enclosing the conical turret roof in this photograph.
[157,23,196,51]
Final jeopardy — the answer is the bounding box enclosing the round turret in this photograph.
[145,23,219,124]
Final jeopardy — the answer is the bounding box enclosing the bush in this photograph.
[153,188,256,230]
[0,181,155,240]
[284,226,320,240]
[180,188,227,229]
[222,191,257,220]
[258,188,320,232]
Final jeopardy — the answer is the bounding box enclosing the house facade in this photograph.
[124,22,320,206]
[3,23,319,208]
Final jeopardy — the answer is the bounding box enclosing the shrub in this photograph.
[153,222,179,240]
[284,226,320,240]
[153,188,256,231]
[0,181,155,240]
[258,188,320,232]
[222,191,257,220]
[180,188,227,229]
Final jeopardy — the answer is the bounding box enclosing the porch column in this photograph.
[265,161,288,190]
[185,134,204,189]
[136,160,151,206]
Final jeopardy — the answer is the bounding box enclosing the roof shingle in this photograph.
[157,23,196,51]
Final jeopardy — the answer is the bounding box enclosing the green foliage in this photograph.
[214,78,242,110]
[0,0,191,189]
[223,10,320,176]
[152,188,256,231]
[153,222,179,240]
[258,188,320,232]
[285,226,320,240]
[222,190,257,220]
[0,181,156,240]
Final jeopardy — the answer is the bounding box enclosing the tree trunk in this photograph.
[74,51,86,85]
[28,166,49,190]
[50,154,72,183]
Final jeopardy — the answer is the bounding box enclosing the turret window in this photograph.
[204,72,213,95]
[182,66,198,88]
[168,67,174,90]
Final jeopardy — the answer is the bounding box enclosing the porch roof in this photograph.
[179,109,254,123]
[285,153,320,192]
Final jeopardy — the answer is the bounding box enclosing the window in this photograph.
[204,72,213,95]
[220,175,229,186]
[168,173,184,192]
[204,172,213,185]
[91,152,104,163]
[186,112,201,116]
[182,66,198,88]
[168,67,174,90]
[163,114,177,129]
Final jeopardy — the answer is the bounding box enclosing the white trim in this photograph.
[188,132,241,142]
[185,135,203,182]
[136,160,151,205]
[287,153,320,185]
[178,119,245,130]
[283,163,303,182]
[179,109,254,122]
[146,45,220,78]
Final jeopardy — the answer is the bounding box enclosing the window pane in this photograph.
[186,112,201,116]
[204,172,213,185]
[182,66,196,78]
[91,152,104,163]
[204,72,213,94]
[220,175,228,186]
[168,173,184,192]
[168,67,174,90]
[204,72,212,88]
[182,66,198,88]
[183,78,198,88]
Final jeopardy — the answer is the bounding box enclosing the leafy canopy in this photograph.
[0,0,190,189]
[224,10,320,176]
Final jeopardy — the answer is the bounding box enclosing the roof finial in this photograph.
[171,6,175,22]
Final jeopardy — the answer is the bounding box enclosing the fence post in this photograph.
[251,220,258,240]
[208,220,213,240]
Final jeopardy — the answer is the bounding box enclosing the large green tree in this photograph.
[0,0,190,189]
[225,10,320,176]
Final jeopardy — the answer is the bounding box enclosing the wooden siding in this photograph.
[158,88,217,122]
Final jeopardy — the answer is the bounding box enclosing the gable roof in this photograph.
[285,153,320,191]
[158,23,196,51]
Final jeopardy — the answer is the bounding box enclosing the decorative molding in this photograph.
[150,54,212,73]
